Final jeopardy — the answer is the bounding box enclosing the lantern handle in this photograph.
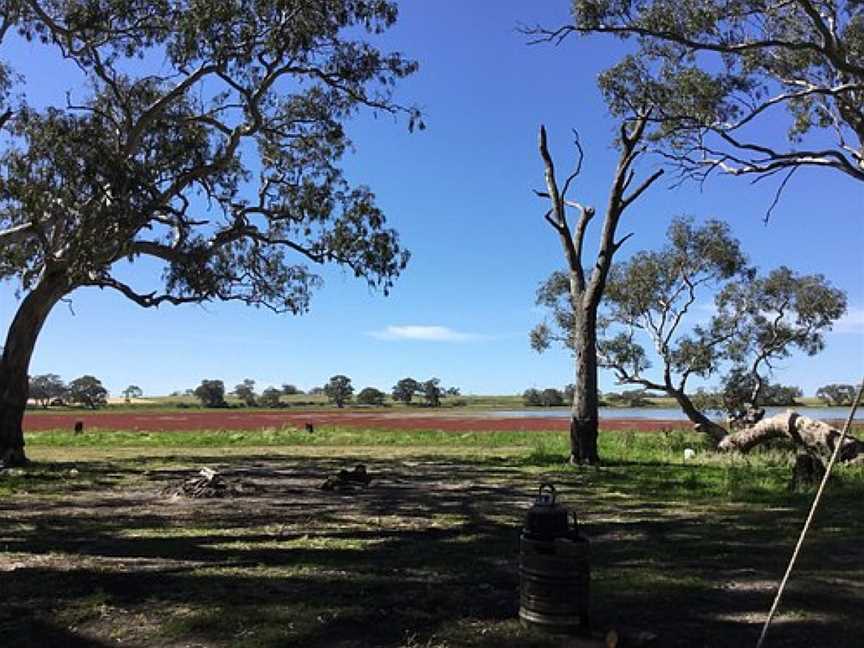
[538,482,556,504]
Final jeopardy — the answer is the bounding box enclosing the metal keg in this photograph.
[519,483,590,634]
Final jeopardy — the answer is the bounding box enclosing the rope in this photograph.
[755,379,864,648]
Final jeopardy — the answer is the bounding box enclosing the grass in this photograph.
[25,392,855,421]
[2,426,862,647]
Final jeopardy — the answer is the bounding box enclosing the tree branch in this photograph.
[538,125,581,275]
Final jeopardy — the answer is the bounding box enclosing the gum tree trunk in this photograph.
[718,410,863,461]
[536,115,662,467]
[570,308,599,465]
[669,389,729,444]
[0,272,68,466]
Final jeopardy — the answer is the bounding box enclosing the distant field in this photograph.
[26,392,837,415]
[23,409,687,434]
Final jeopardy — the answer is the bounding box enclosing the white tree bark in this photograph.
[717,410,863,462]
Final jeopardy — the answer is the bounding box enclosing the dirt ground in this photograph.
[1,447,862,647]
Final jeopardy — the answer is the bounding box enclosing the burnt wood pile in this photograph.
[167,467,256,498]
[320,464,373,492]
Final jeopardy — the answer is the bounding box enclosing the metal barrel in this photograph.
[519,534,590,634]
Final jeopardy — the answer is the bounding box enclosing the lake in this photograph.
[487,406,863,421]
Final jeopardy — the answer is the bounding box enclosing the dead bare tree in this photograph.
[532,112,663,464]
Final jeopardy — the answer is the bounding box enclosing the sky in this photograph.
[1,2,862,397]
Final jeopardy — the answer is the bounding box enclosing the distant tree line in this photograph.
[815,384,862,407]
[522,381,825,412]
[27,374,115,409]
[188,376,462,409]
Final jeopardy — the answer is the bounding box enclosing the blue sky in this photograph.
[1,2,862,397]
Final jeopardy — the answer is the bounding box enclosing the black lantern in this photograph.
[519,483,590,634]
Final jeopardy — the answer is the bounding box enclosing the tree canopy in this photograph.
[391,377,421,404]
[533,217,847,441]
[67,375,108,409]
[233,379,257,407]
[816,382,860,405]
[259,387,284,408]
[194,379,226,408]
[356,386,386,406]
[0,0,418,313]
[324,374,353,408]
[122,385,143,402]
[28,373,66,407]
[528,0,864,203]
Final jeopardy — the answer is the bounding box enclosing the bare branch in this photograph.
[621,169,664,211]
[764,167,799,223]
[538,125,580,275]
[560,129,584,198]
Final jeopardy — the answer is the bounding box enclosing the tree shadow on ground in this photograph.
[1,453,862,647]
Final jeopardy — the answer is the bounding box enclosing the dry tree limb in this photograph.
[717,410,863,462]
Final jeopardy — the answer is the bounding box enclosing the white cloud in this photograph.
[833,307,864,335]
[368,325,485,342]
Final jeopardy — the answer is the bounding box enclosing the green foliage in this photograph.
[535,217,847,424]
[564,0,864,185]
[523,387,565,407]
[324,374,353,408]
[67,375,108,409]
[392,377,421,404]
[522,388,541,406]
[356,386,386,406]
[605,390,652,407]
[1,0,418,309]
[193,379,226,408]
[816,383,860,406]
[715,265,847,362]
[121,385,143,402]
[28,373,67,407]
[259,387,283,408]
[421,378,444,407]
[232,379,257,407]
[281,384,302,396]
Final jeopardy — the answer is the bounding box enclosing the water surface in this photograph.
[487,406,862,421]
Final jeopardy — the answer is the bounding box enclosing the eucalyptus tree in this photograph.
[534,218,855,457]
[356,386,386,406]
[67,375,108,409]
[259,387,284,408]
[121,385,144,403]
[0,1,419,465]
[532,113,663,464]
[421,378,443,407]
[816,383,859,405]
[324,374,353,408]
[391,377,421,404]
[527,0,864,205]
[28,373,67,408]
[233,379,257,407]
[194,380,226,408]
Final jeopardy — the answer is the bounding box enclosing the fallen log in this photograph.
[717,410,863,462]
